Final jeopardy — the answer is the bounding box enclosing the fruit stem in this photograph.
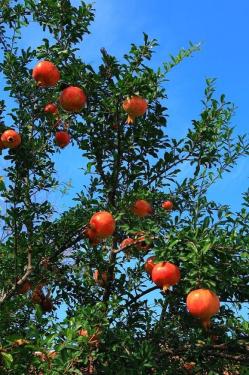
[162,284,170,293]
[127,114,135,124]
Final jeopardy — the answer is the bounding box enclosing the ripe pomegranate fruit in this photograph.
[132,199,153,217]
[151,262,180,291]
[162,200,173,210]
[122,95,148,124]
[186,289,220,329]
[44,103,58,114]
[32,60,60,87]
[84,228,101,246]
[144,256,156,276]
[55,131,71,148]
[59,86,87,112]
[89,211,115,239]
[1,129,21,148]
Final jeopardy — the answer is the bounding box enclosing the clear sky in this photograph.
[1,0,249,212]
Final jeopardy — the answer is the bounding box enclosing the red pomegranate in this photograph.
[186,289,220,329]
[144,256,156,276]
[1,129,21,148]
[89,211,115,239]
[59,86,87,112]
[132,199,153,217]
[151,262,180,291]
[44,103,58,114]
[84,228,101,246]
[162,200,173,210]
[32,60,60,87]
[55,131,71,148]
[122,95,148,124]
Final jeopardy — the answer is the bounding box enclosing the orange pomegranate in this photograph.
[162,200,173,210]
[1,129,21,148]
[55,131,71,148]
[122,95,148,124]
[144,256,156,276]
[132,199,153,217]
[89,211,115,239]
[32,60,60,87]
[186,289,220,329]
[59,86,87,112]
[151,262,180,291]
[44,103,58,114]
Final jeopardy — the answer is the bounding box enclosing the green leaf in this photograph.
[1,352,13,368]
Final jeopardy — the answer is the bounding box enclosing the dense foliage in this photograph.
[0,1,248,374]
